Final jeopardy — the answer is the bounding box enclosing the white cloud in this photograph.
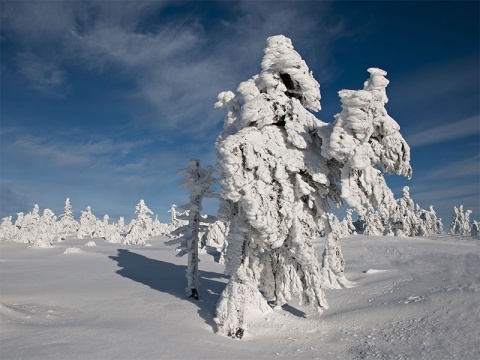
[406,115,479,148]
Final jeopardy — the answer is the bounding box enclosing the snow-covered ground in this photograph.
[1,235,479,360]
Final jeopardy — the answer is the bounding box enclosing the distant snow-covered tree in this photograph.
[390,187,418,237]
[0,216,16,242]
[94,214,109,239]
[77,206,97,239]
[339,209,356,236]
[213,35,411,338]
[416,205,442,236]
[17,204,41,243]
[450,205,472,237]
[58,198,78,236]
[201,219,229,260]
[471,220,480,239]
[363,208,385,236]
[165,159,217,300]
[124,200,154,245]
[34,209,57,248]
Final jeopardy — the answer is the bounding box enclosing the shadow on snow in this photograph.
[109,249,227,331]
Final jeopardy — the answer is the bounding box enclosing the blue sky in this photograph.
[1,0,478,225]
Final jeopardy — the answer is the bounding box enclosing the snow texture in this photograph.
[1,235,479,359]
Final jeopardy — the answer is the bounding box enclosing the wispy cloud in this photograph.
[1,1,340,136]
[7,133,151,168]
[405,115,479,148]
[427,154,480,180]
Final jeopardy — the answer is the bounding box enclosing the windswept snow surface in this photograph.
[1,235,479,359]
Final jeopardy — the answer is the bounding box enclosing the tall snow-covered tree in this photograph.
[165,159,217,300]
[214,35,411,338]
[124,200,154,245]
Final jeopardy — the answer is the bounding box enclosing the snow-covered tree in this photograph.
[94,214,109,239]
[34,209,57,247]
[201,219,228,258]
[77,206,97,239]
[450,205,472,237]
[390,187,418,236]
[17,204,41,243]
[58,198,78,236]
[363,208,385,236]
[124,200,154,245]
[214,35,411,338]
[416,205,442,236]
[471,220,480,239]
[339,209,356,236]
[0,216,16,241]
[165,159,217,300]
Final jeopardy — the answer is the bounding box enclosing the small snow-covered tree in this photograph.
[94,214,109,238]
[363,208,385,236]
[339,209,356,236]
[471,220,480,239]
[17,204,41,243]
[58,198,78,236]
[450,205,472,237]
[417,205,442,236]
[165,159,217,300]
[151,215,169,236]
[124,200,154,245]
[77,206,97,239]
[214,35,411,338]
[0,216,16,241]
[34,209,57,247]
[390,187,418,236]
[201,219,229,259]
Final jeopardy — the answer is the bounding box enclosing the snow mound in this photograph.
[64,247,82,254]
[85,241,96,247]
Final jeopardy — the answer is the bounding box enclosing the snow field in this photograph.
[1,235,479,359]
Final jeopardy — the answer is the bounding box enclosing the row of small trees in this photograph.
[0,198,189,247]
[336,186,444,237]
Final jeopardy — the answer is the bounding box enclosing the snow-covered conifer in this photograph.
[17,204,41,243]
[450,205,472,237]
[339,209,356,236]
[58,198,78,236]
[214,35,412,338]
[165,159,217,299]
[34,209,57,247]
[390,187,418,236]
[201,219,228,256]
[77,206,97,239]
[471,220,480,239]
[0,216,16,241]
[124,200,154,245]
[416,205,442,236]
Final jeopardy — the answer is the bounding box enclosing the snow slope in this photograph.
[1,235,479,359]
